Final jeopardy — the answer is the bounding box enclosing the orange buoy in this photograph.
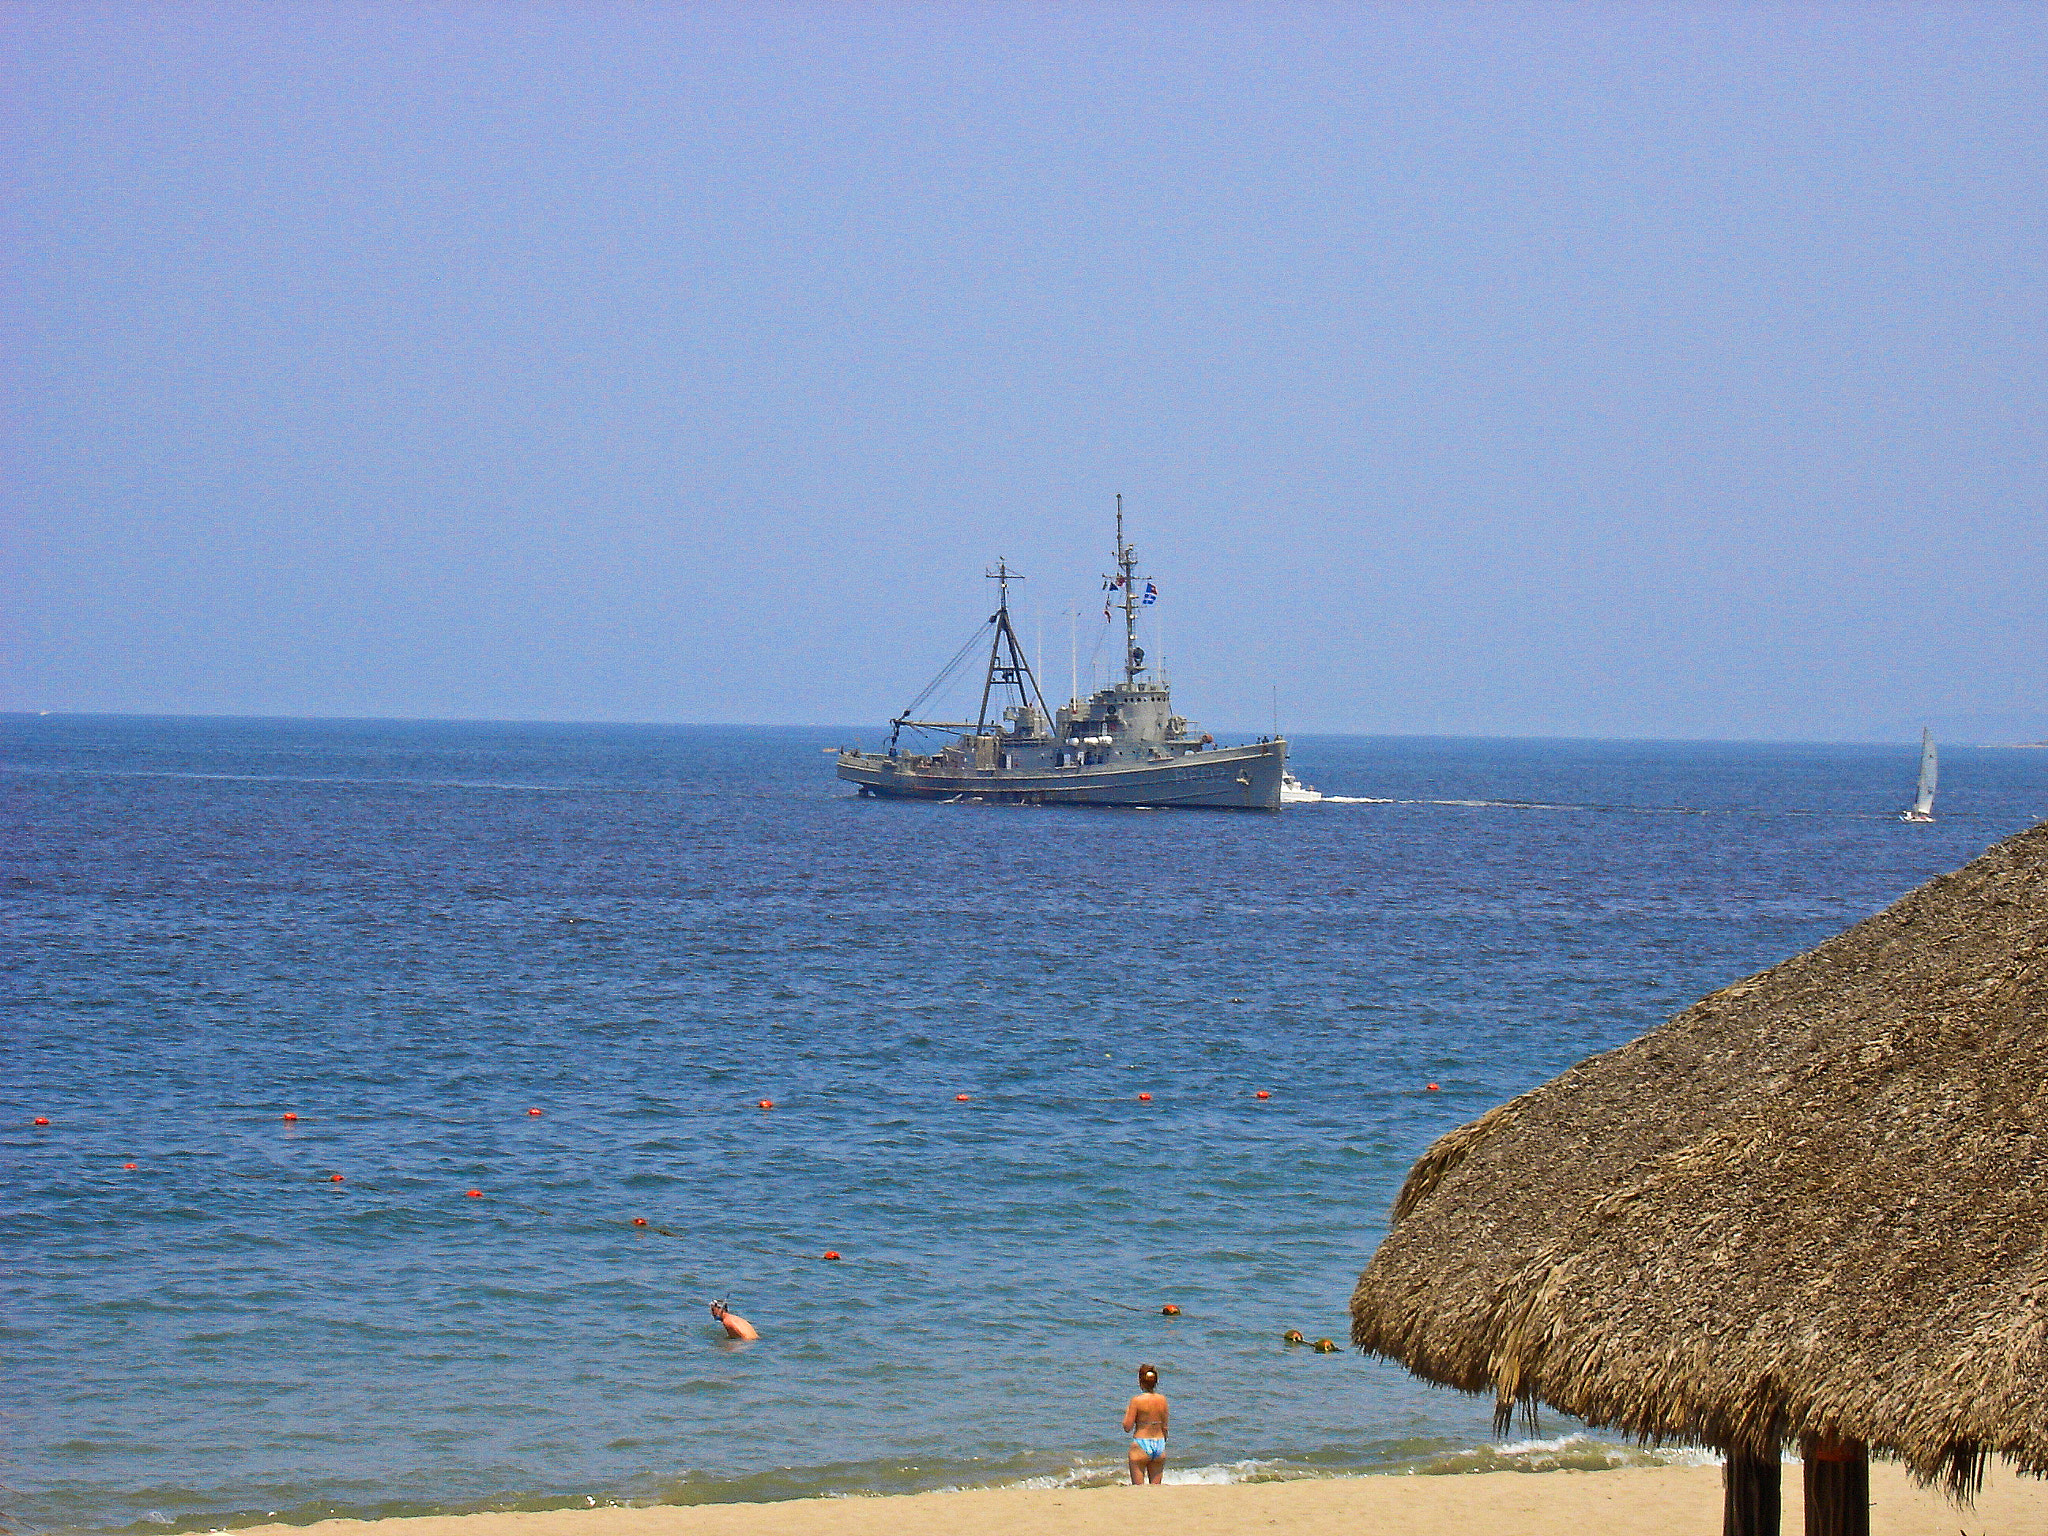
[1314,1337,1341,1353]
[955,1093,970,1101]
[1161,1303,1181,1316]
[1425,1082,1440,1092]
[465,1189,482,1198]
[822,1250,842,1260]
[632,1217,648,1226]
[1137,1092,1152,1102]
[33,1116,50,1126]
[282,1112,298,1122]
[123,1162,137,1170]
[329,1174,344,1183]
[758,1099,775,1110]
[1255,1090,1271,1100]
[527,1108,542,1116]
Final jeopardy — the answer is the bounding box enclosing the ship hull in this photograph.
[838,740,1286,812]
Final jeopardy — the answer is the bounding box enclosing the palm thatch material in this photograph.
[1350,820,2048,1496]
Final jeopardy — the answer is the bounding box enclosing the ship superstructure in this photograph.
[836,500,1285,811]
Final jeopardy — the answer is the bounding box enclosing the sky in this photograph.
[5,1,2043,740]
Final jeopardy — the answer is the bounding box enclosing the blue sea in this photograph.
[6,716,2045,1534]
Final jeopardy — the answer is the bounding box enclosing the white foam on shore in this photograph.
[1485,1433,1722,1470]
[937,1436,1715,1498]
[975,1457,1288,1493]
[1029,1460,1281,1487]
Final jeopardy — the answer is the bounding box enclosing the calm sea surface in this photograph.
[6,717,2045,1533]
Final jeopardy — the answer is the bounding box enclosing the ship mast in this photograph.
[885,561,1050,750]
[1116,493,1142,684]
[974,559,1051,732]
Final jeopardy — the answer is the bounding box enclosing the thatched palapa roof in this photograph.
[1350,820,2048,1494]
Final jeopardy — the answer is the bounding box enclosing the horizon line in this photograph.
[3,709,2037,750]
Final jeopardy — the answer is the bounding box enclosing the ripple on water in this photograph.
[8,721,2043,1533]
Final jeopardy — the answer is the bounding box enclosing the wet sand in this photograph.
[230,1460,2046,1536]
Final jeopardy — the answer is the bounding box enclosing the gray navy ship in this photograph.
[837,500,1287,811]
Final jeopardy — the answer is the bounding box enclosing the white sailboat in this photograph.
[1900,729,1937,823]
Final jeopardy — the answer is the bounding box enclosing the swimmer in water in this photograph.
[709,1299,758,1340]
[1122,1363,1169,1484]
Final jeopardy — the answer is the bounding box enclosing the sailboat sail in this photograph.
[1913,729,1938,818]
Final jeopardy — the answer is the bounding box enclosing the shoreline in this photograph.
[63,1436,1706,1534]
[201,1461,2048,1536]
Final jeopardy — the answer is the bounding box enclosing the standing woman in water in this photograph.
[1122,1363,1169,1484]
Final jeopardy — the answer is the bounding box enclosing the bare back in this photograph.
[1123,1390,1169,1437]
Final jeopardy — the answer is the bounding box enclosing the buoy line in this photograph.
[80,1162,1216,1327]
[58,1162,1333,1345]
[1078,1295,1192,1320]
[475,1193,1206,1330]
[65,1158,1219,1308]
[20,1080,1472,1141]
[35,1128,1361,1348]
[475,1191,936,1289]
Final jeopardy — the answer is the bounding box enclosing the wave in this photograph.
[1308,795,1626,810]
[83,1436,1713,1534]
[1303,794,1929,820]
[0,765,597,793]
[907,1435,1714,1497]
[1395,1433,1720,1475]
[1418,798,1583,810]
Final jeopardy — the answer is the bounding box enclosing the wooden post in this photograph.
[1723,1447,1781,1536]
[1803,1436,1870,1536]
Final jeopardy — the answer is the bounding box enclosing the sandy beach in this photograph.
[232,1462,2047,1536]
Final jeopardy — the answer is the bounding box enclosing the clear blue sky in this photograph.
[6,2,2042,739]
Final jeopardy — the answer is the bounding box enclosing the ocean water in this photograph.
[5,716,2044,1534]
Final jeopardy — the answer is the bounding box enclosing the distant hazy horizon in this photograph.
[8,4,2043,742]
[11,709,2047,751]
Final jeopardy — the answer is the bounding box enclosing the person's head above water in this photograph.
[709,1299,728,1319]
[1137,1364,1159,1391]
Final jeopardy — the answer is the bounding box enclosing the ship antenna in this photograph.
[1117,493,1141,685]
